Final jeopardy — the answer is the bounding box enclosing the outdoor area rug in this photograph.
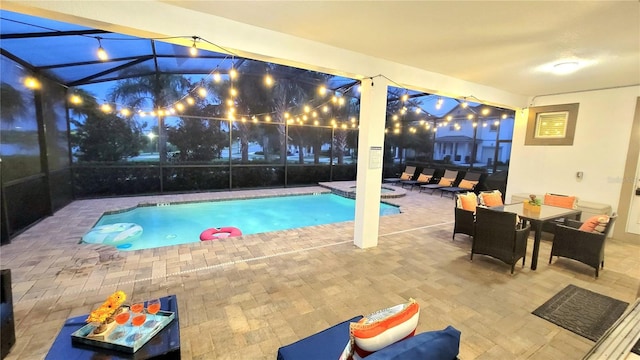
[532,284,629,342]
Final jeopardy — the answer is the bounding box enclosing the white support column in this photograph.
[354,77,389,248]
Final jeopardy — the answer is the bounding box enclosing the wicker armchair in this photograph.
[451,206,476,240]
[549,213,617,278]
[471,207,531,274]
[453,208,475,241]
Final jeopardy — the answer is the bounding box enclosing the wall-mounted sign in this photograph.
[369,146,382,169]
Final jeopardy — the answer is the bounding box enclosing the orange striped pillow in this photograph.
[351,300,420,358]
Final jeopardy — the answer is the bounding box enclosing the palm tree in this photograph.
[69,88,143,162]
[0,82,28,127]
[209,61,273,163]
[268,65,330,163]
[108,66,191,162]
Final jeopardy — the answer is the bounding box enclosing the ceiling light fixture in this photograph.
[552,61,580,75]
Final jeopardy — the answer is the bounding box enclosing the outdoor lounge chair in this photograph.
[419,170,459,194]
[549,213,617,278]
[439,172,483,198]
[400,168,436,190]
[383,165,417,185]
[471,207,530,274]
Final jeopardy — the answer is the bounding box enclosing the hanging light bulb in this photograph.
[24,77,41,90]
[264,73,274,86]
[120,108,130,116]
[198,87,207,97]
[213,70,221,83]
[189,36,198,57]
[69,94,82,105]
[100,103,112,113]
[96,37,108,61]
[229,67,238,79]
[401,93,409,102]
[186,96,195,105]
[318,85,327,95]
[176,103,185,112]
[265,115,272,122]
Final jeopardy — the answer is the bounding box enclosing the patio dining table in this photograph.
[491,203,582,270]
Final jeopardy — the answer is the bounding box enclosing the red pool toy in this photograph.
[199,227,242,241]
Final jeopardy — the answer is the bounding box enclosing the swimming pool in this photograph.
[82,193,400,251]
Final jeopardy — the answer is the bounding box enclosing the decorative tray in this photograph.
[71,308,175,354]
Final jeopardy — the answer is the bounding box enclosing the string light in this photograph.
[24,77,40,89]
[197,87,207,97]
[264,73,274,86]
[69,94,82,104]
[213,70,221,83]
[189,36,198,57]
[96,37,108,61]
[100,103,112,113]
[229,67,238,79]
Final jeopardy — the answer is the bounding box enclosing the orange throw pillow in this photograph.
[438,177,454,186]
[417,174,431,182]
[458,179,477,190]
[544,193,577,209]
[578,215,610,233]
[480,191,503,207]
[400,172,412,180]
[458,193,477,212]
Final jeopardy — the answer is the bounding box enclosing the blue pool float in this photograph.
[82,223,143,245]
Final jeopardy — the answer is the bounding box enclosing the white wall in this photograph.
[507,86,640,212]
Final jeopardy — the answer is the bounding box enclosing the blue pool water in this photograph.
[84,194,400,251]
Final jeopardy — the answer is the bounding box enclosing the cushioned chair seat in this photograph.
[277,315,363,360]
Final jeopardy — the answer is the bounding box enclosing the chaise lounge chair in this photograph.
[400,168,436,190]
[419,169,459,194]
[383,165,417,185]
[439,172,483,198]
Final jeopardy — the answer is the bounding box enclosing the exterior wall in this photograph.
[433,117,514,165]
[507,86,640,214]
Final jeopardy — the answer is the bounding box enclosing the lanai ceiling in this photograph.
[161,0,640,97]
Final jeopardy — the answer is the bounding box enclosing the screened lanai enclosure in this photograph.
[0,10,515,243]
